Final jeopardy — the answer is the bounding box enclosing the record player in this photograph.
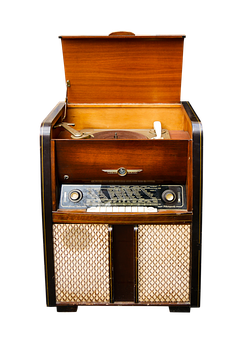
[40,31,203,312]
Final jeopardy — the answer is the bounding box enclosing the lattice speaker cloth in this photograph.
[53,224,110,303]
[138,224,191,303]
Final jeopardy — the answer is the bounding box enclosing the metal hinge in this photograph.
[62,80,71,121]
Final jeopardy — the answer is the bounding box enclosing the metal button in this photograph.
[161,190,176,203]
[165,192,174,201]
[71,192,80,200]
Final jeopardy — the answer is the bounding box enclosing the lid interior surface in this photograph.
[60,35,185,104]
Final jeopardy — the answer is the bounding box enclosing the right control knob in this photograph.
[161,190,176,203]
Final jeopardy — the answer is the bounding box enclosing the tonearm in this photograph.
[54,122,94,139]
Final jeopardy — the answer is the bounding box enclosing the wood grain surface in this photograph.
[55,139,188,183]
[61,36,184,103]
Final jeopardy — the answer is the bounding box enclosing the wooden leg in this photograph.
[57,305,78,312]
[169,306,190,313]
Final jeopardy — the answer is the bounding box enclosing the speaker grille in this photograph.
[53,224,110,303]
[138,224,191,303]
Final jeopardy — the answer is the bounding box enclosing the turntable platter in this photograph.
[92,130,148,140]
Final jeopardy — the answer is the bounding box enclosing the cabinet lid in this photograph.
[60,32,185,104]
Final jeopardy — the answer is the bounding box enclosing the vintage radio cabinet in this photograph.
[40,32,203,312]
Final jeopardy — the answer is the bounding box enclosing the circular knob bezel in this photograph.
[69,189,83,203]
[117,167,128,177]
[161,189,176,204]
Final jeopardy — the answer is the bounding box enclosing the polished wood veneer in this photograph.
[55,139,188,183]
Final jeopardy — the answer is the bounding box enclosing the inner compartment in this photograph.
[52,104,192,140]
[51,104,193,212]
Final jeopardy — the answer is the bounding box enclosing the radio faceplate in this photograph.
[59,184,187,211]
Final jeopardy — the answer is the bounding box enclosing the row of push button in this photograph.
[86,206,157,212]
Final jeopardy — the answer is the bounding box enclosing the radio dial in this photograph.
[161,190,176,203]
[69,190,83,203]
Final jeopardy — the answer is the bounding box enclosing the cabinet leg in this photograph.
[169,306,190,313]
[57,305,78,312]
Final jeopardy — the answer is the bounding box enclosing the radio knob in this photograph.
[69,190,83,202]
[161,190,176,203]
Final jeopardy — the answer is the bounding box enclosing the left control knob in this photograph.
[69,190,83,203]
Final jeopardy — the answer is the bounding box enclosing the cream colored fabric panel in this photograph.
[53,224,110,303]
[138,224,191,303]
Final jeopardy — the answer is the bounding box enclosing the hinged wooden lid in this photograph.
[60,32,185,104]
